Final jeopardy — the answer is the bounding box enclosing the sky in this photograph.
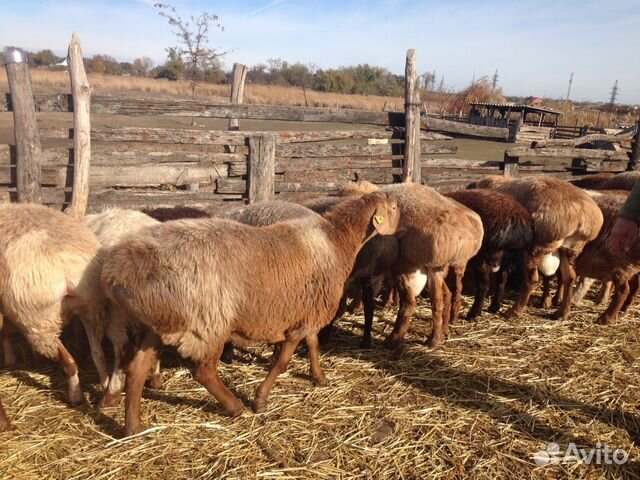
[1,0,639,104]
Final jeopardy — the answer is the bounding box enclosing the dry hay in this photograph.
[1,287,639,479]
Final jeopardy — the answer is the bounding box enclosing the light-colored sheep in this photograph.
[0,251,11,432]
[472,175,603,319]
[101,192,400,435]
[0,203,108,409]
[83,208,162,407]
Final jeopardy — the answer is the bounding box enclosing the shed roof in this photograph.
[469,102,563,116]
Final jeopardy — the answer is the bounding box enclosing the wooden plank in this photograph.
[36,126,452,144]
[228,63,248,132]
[4,48,42,202]
[247,134,276,203]
[277,143,455,158]
[65,33,91,219]
[630,120,640,170]
[533,132,634,148]
[422,116,509,140]
[506,146,629,161]
[403,48,421,183]
[0,94,403,125]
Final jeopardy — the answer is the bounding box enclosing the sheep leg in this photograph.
[552,250,578,320]
[441,279,452,338]
[384,274,418,349]
[539,275,553,309]
[426,268,447,347]
[100,317,130,408]
[253,338,300,413]
[447,266,464,325]
[1,317,17,367]
[305,334,327,385]
[148,359,163,389]
[194,348,245,417]
[467,261,491,320]
[348,285,363,313]
[360,277,375,348]
[621,274,640,313]
[0,398,11,432]
[55,339,83,405]
[552,272,564,306]
[124,330,161,437]
[597,275,630,325]
[573,277,596,305]
[504,251,540,318]
[489,264,509,314]
[81,319,109,391]
[595,281,613,306]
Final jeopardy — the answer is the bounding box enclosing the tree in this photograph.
[133,57,154,77]
[154,3,226,97]
[30,49,60,67]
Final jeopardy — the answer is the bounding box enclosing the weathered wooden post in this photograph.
[65,33,92,218]
[503,150,519,176]
[403,49,421,183]
[4,47,42,203]
[247,134,275,203]
[228,63,248,132]
[630,119,640,171]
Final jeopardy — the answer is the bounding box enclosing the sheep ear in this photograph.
[372,214,386,234]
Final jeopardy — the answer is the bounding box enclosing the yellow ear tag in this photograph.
[374,215,385,225]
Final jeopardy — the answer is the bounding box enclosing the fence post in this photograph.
[247,134,275,203]
[228,63,247,133]
[503,151,519,176]
[630,119,640,171]
[403,49,421,183]
[65,33,92,218]
[4,48,42,203]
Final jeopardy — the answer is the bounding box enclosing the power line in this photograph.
[566,72,573,101]
[609,79,619,112]
[491,69,498,91]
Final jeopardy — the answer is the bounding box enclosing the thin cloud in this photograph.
[245,0,288,18]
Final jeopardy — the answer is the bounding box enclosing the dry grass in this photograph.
[1,285,639,479]
[0,69,403,111]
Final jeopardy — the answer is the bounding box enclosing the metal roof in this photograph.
[469,102,563,116]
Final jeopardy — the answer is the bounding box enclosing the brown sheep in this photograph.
[143,206,211,222]
[376,183,483,348]
[0,204,108,410]
[101,193,399,435]
[473,175,604,319]
[445,189,534,318]
[570,172,640,191]
[574,194,640,324]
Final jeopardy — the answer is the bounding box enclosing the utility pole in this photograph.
[566,72,573,101]
[609,80,619,113]
[491,69,498,91]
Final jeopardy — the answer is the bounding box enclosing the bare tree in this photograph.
[154,3,226,97]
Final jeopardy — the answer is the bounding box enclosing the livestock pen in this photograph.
[0,39,639,479]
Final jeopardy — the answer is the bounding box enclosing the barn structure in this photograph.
[468,102,563,143]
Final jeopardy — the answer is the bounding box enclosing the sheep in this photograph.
[570,171,640,191]
[83,208,162,407]
[225,196,401,349]
[573,193,640,324]
[101,192,400,435]
[0,203,109,410]
[347,183,483,349]
[472,175,604,319]
[445,189,534,319]
[143,206,211,222]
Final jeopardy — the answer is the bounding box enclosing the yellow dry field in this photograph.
[1,287,639,479]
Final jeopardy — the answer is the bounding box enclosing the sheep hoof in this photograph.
[383,336,401,350]
[226,401,245,417]
[147,374,163,390]
[252,399,267,414]
[312,374,328,386]
[596,315,614,325]
[466,311,480,321]
[125,422,147,437]
[487,304,500,314]
[502,308,519,320]
[537,297,553,309]
[425,334,444,348]
[550,309,568,321]
[0,421,14,433]
[359,338,373,349]
[99,391,123,409]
